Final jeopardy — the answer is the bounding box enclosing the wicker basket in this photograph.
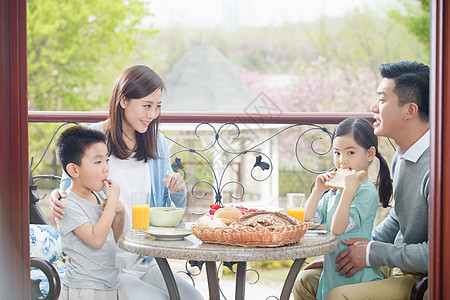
[190,222,311,248]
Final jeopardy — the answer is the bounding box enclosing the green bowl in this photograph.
[149,207,185,227]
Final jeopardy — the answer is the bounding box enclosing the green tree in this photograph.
[27,0,154,111]
[335,7,429,78]
[27,0,156,179]
[388,0,430,49]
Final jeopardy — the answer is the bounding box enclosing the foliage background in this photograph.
[28,0,430,195]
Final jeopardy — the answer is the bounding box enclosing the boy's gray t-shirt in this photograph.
[56,190,120,290]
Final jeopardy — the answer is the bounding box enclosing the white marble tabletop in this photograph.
[118,229,338,262]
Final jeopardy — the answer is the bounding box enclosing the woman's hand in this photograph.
[162,171,185,194]
[49,189,66,219]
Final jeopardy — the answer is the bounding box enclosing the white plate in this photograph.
[253,207,284,212]
[146,227,192,240]
[306,229,328,234]
[308,222,322,229]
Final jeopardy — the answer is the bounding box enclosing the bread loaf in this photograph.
[231,210,300,229]
[324,168,366,190]
[214,206,243,225]
[195,215,228,228]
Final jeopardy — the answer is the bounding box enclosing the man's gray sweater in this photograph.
[369,147,429,274]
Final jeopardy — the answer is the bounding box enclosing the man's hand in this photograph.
[335,238,369,277]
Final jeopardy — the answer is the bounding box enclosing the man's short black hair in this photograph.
[379,61,429,122]
[56,125,107,175]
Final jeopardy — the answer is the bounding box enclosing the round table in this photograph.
[118,229,338,300]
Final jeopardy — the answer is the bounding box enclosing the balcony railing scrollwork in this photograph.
[166,122,335,208]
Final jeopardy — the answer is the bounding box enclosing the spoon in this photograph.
[191,211,208,215]
[166,171,176,211]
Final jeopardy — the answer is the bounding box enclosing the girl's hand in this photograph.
[49,189,66,219]
[314,171,336,194]
[162,171,185,194]
[303,258,324,270]
[343,170,362,195]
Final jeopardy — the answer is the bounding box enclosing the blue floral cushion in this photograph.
[30,224,62,262]
[30,224,66,296]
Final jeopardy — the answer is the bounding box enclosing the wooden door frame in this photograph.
[0,0,30,298]
[430,0,450,299]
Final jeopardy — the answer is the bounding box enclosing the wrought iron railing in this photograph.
[29,111,375,203]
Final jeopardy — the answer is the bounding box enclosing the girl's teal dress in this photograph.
[315,180,382,300]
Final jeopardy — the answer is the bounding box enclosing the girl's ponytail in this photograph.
[376,150,393,208]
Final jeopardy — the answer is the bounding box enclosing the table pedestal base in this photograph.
[156,257,306,300]
[205,261,220,300]
[155,257,181,299]
[280,258,306,300]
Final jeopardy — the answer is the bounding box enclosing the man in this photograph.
[294,61,429,299]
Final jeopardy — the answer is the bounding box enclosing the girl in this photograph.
[50,65,204,299]
[303,117,392,300]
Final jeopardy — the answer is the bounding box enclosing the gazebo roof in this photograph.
[163,44,255,112]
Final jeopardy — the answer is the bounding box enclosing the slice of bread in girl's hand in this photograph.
[324,168,366,190]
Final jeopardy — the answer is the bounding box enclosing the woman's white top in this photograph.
[107,154,151,233]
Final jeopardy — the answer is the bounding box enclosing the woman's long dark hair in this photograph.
[332,118,393,208]
[107,65,165,162]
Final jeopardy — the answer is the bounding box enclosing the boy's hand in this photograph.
[343,170,362,196]
[103,198,125,214]
[314,171,335,194]
[114,200,125,215]
[103,179,120,204]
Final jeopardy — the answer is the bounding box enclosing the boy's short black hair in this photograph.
[56,125,107,175]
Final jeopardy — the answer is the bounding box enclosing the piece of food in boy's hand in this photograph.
[214,206,243,226]
[324,168,366,190]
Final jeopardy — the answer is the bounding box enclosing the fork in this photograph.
[167,171,176,211]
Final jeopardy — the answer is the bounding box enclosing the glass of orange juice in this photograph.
[286,193,305,222]
[132,191,150,232]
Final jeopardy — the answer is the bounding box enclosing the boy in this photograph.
[55,125,126,299]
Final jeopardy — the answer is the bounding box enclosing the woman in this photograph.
[50,65,203,299]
